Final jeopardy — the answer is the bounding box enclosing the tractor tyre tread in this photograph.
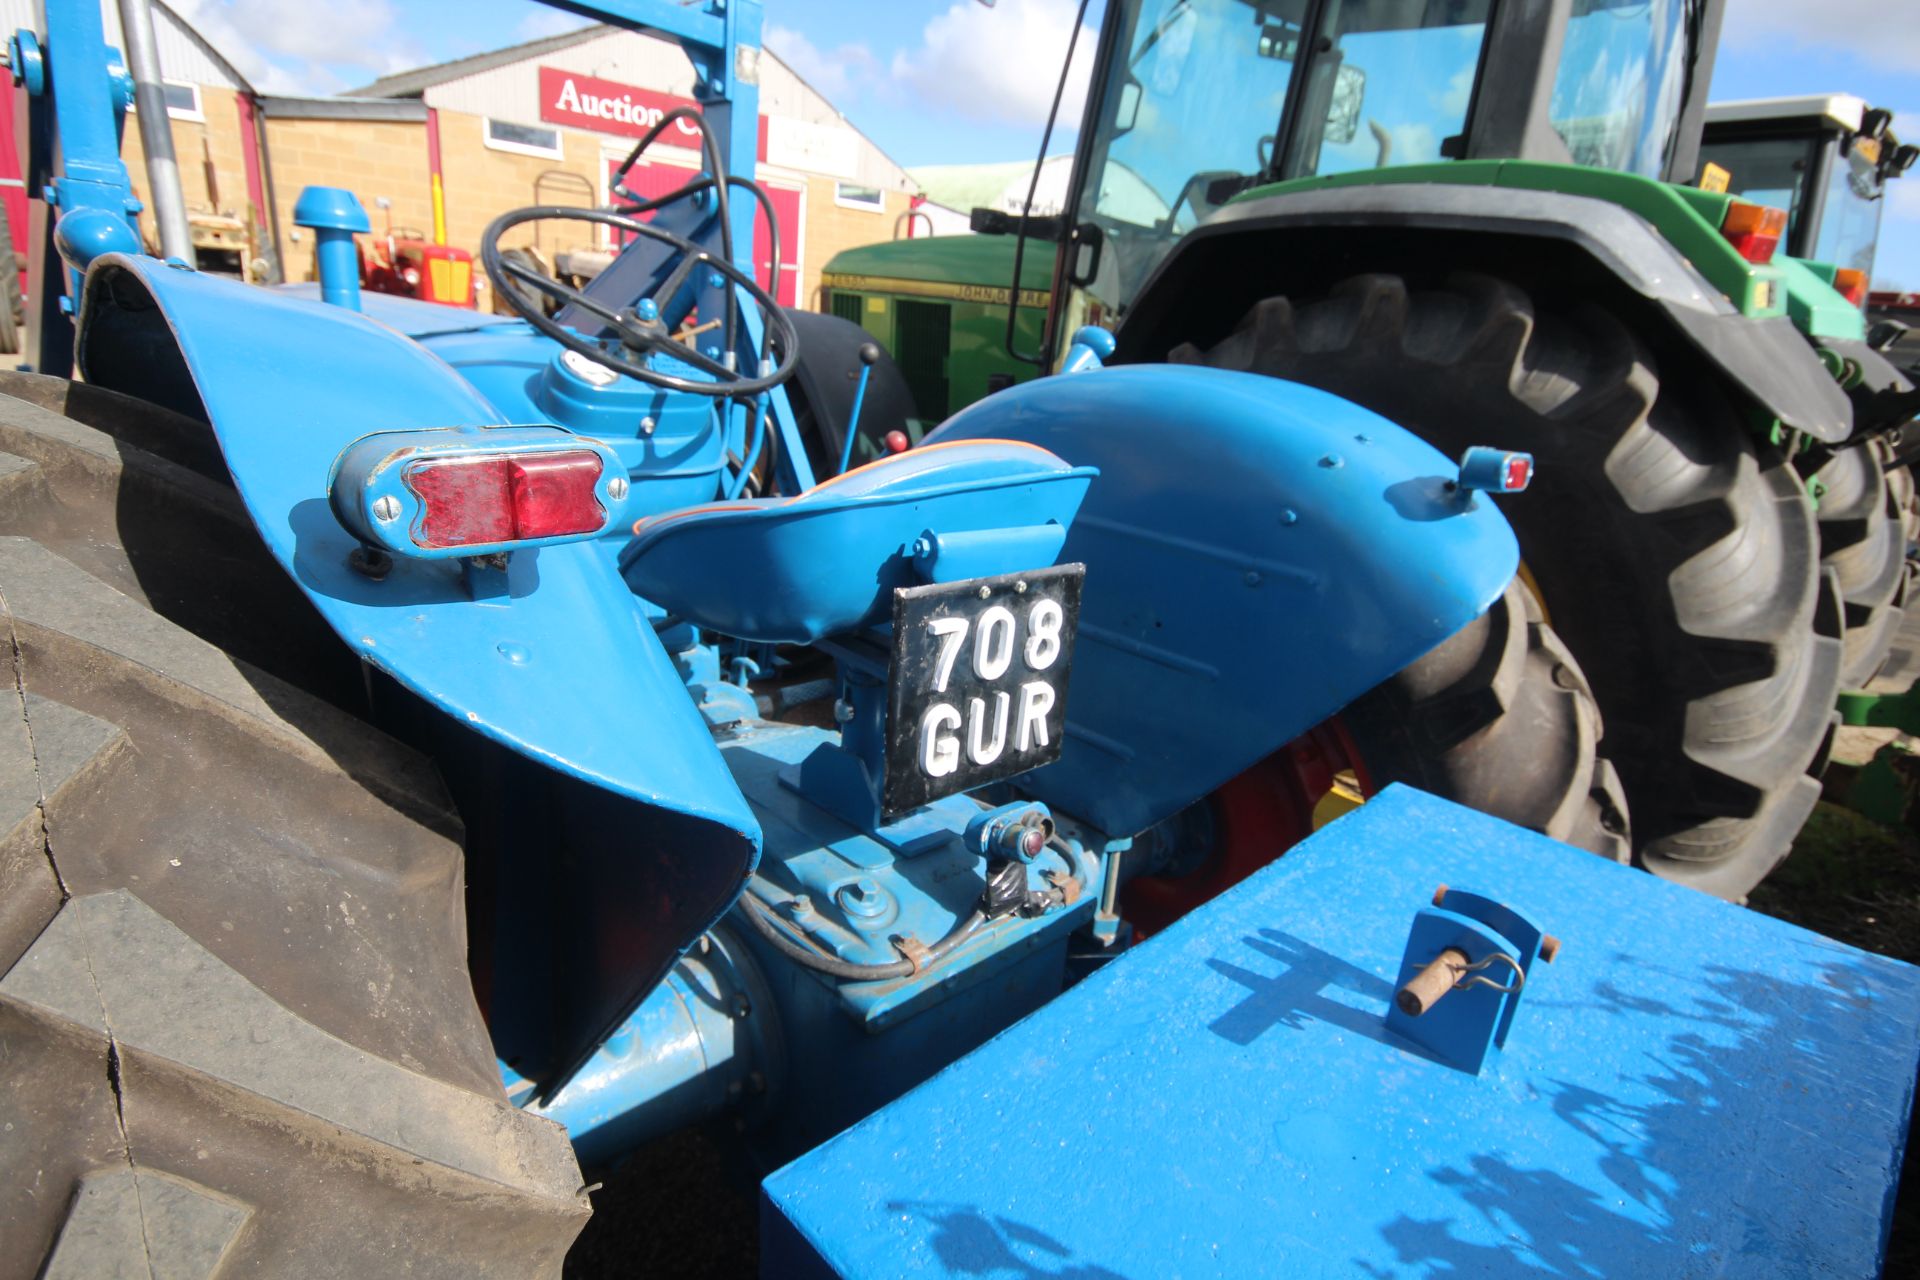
[0,371,368,709]
[1340,575,1631,860]
[1177,272,1839,897]
[1812,440,1907,687]
[0,387,587,1279]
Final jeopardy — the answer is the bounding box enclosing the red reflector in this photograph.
[1503,454,1532,492]
[1834,267,1869,307]
[405,450,605,549]
[408,455,514,548]
[1720,202,1787,265]
[508,451,607,538]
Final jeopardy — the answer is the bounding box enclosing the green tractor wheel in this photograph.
[1177,271,1840,900]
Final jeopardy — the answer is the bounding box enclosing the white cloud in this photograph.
[765,23,878,103]
[1723,0,1920,72]
[1388,122,1438,165]
[889,0,1095,130]
[1436,65,1474,119]
[168,0,423,94]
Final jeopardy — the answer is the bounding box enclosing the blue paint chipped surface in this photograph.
[761,785,1920,1278]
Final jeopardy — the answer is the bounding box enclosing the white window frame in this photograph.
[834,182,886,213]
[163,79,203,121]
[128,79,203,122]
[484,117,564,160]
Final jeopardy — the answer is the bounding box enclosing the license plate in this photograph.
[884,564,1084,819]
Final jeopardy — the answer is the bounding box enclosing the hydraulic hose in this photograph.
[612,166,785,496]
[738,891,986,981]
[616,173,784,302]
[610,107,738,358]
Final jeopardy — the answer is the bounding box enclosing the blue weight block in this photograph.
[761,785,1920,1278]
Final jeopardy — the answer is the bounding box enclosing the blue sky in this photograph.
[173,0,1920,288]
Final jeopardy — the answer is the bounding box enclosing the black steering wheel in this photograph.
[480,205,799,398]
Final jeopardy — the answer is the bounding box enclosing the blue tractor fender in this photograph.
[74,253,759,1093]
[926,365,1520,838]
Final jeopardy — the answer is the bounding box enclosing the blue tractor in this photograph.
[0,3,1913,1278]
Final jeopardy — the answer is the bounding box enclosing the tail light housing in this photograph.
[1833,267,1869,308]
[1456,446,1533,495]
[331,426,625,559]
[1719,201,1787,265]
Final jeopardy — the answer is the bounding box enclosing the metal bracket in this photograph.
[1383,884,1558,1075]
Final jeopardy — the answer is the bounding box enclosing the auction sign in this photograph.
[538,66,769,162]
[539,66,707,147]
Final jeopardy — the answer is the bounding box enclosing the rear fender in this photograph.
[926,366,1517,837]
[75,254,759,1094]
[1117,184,1853,442]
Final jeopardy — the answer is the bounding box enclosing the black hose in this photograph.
[610,106,738,358]
[610,132,787,492]
[615,173,782,304]
[738,892,985,981]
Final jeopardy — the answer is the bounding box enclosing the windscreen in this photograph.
[1551,0,1700,178]
[1812,137,1885,276]
[1697,133,1815,222]
[1072,0,1491,318]
[1700,129,1887,278]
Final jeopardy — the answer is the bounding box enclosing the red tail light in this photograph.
[1720,202,1787,265]
[1504,454,1532,492]
[1833,267,1869,307]
[405,450,606,550]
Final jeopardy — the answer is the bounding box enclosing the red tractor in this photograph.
[359,226,476,307]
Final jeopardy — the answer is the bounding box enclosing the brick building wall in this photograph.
[432,109,607,265]
[261,116,433,283]
[795,174,911,311]
[118,92,256,240]
[79,16,928,305]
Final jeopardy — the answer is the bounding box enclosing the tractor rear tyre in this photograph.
[1122,577,1627,933]
[1177,272,1840,899]
[0,383,589,1276]
[1812,439,1909,687]
[1341,576,1629,859]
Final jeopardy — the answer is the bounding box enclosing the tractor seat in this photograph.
[621,440,1096,644]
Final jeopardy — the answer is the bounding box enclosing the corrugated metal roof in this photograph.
[347,24,614,99]
[0,0,252,92]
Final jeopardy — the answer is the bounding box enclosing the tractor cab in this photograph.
[1699,95,1915,301]
[1057,0,1713,330]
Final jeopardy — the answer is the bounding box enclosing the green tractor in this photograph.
[1699,94,1911,300]
[822,0,1913,900]
[1697,94,1919,689]
[1697,93,1920,431]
